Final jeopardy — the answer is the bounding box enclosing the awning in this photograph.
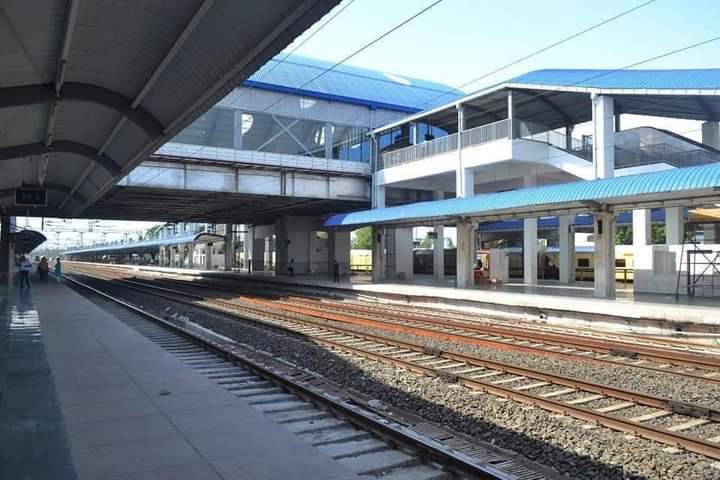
[11,230,47,254]
[325,163,720,229]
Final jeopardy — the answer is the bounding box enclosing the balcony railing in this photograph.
[380,119,513,169]
[515,120,593,160]
[380,133,459,169]
[461,119,510,148]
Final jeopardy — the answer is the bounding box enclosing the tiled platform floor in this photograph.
[0,282,358,480]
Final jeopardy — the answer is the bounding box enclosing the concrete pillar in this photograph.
[432,193,444,282]
[205,244,212,270]
[246,226,254,271]
[565,125,574,150]
[371,227,385,282]
[242,225,250,269]
[593,211,616,299]
[507,90,515,138]
[393,227,414,281]
[632,209,652,246]
[558,215,573,283]
[0,215,10,286]
[702,121,720,149]
[275,216,313,275]
[592,94,615,179]
[523,218,538,285]
[409,123,418,145]
[374,185,386,209]
[456,222,474,288]
[328,230,350,278]
[224,223,234,271]
[186,245,194,269]
[253,235,265,271]
[666,207,685,245]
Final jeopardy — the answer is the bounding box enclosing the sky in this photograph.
[23,0,720,248]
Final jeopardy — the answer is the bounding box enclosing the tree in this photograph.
[652,223,666,244]
[445,238,455,248]
[615,225,632,245]
[351,227,372,249]
[418,237,432,248]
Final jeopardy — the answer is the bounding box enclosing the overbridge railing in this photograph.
[380,119,512,169]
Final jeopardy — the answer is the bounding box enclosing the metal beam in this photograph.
[55,0,80,95]
[0,83,164,138]
[0,141,121,175]
[695,96,718,120]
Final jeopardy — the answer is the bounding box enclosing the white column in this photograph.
[507,90,515,139]
[632,209,652,246]
[393,227,414,281]
[461,168,474,198]
[456,222,474,288]
[558,215,573,283]
[523,218,538,285]
[371,227,385,282]
[433,191,445,281]
[455,105,467,197]
[666,207,684,245]
[593,211,616,299]
[592,94,615,179]
[702,121,720,149]
[224,223,234,271]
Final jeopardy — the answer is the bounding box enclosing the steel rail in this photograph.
[63,273,516,480]
[63,264,720,384]
[67,269,720,461]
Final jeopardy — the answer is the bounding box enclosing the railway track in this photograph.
[78,262,720,385]
[65,273,548,480]
[66,267,720,462]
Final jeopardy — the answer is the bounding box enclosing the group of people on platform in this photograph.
[16,255,62,289]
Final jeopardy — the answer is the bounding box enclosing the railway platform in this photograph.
[107,264,720,332]
[0,281,358,480]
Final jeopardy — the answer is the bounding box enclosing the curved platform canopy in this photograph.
[325,162,720,229]
[63,231,223,256]
[0,0,340,217]
[10,229,47,254]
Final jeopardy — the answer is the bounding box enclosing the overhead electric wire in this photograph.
[183,0,445,161]
[226,0,358,107]
[258,0,445,113]
[421,0,658,107]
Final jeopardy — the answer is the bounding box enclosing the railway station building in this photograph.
[61,67,720,300]
[326,69,720,298]
[63,56,463,275]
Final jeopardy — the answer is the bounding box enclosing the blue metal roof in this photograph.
[509,68,720,91]
[63,233,200,255]
[325,163,720,228]
[244,55,464,113]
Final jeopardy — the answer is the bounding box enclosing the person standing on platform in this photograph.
[333,260,340,283]
[54,257,62,282]
[288,258,295,278]
[18,255,32,289]
[37,257,49,283]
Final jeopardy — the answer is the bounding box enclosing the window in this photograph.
[615,259,626,267]
[240,111,326,157]
[577,258,590,268]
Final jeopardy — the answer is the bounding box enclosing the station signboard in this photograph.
[15,189,47,207]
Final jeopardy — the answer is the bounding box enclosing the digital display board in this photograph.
[15,189,47,207]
